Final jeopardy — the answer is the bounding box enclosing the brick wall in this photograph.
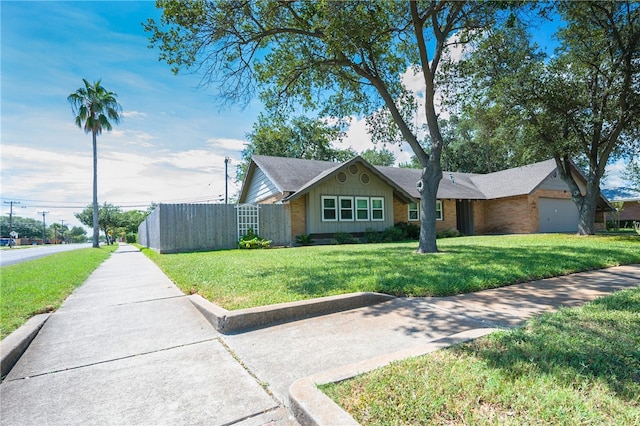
[393,197,409,223]
[481,195,533,234]
[619,201,640,221]
[437,199,457,231]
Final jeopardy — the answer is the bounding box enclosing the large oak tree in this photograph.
[145,0,500,253]
[461,1,640,234]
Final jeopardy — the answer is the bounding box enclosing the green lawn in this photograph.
[321,286,640,425]
[0,245,118,339]
[140,234,640,310]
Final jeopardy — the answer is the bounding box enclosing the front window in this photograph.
[371,197,384,221]
[339,196,354,221]
[436,200,443,221]
[322,196,337,221]
[355,197,369,221]
[408,202,419,221]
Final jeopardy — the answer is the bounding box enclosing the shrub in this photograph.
[295,234,314,246]
[125,232,137,243]
[333,232,354,244]
[238,228,272,249]
[394,222,420,240]
[381,226,405,242]
[363,228,382,243]
[436,228,462,239]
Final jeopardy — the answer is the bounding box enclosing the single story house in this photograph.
[238,155,613,238]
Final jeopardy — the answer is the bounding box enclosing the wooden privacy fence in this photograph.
[138,203,292,253]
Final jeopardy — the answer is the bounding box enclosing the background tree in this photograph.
[621,157,640,192]
[68,79,122,248]
[0,216,42,239]
[145,0,501,253]
[360,148,396,167]
[236,113,355,182]
[67,226,88,244]
[461,1,640,234]
[75,203,124,245]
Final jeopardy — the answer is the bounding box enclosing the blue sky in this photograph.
[0,1,629,231]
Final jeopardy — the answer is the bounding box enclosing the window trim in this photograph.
[339,196,354,221]
[355,197,370,221]
[370,197,385,221]
[408,202,419,221]
[436,200,443,221]
[321,196,338,222]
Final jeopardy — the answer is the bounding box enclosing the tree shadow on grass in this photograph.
[456,287,640,401]
[276,241,639,299]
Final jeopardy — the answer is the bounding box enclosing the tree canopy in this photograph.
[460,1,640,234]
[236,113,355,182]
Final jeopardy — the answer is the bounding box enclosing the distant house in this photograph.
[238,155,614,239]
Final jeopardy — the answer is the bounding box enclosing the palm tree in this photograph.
[68,79,122,248]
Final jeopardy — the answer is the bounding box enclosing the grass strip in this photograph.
[0,245,118,339]
[140,234,639,310]
[321,287,640,425]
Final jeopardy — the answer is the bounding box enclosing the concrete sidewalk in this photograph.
[1,243,638,425]
[0,244,290,426]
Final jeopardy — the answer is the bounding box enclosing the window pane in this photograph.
[371,197,384,221]
[324,209,336,220]
[322,196,337,221]
[324,198,336,208]
[357,199,368,209]
[357,210,368,220]
[341,198,352,208]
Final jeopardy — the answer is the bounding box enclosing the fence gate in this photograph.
[236,204,259,240]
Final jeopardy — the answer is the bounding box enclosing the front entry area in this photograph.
[456,199,474,235]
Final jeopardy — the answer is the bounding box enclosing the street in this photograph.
[0,243,93,267]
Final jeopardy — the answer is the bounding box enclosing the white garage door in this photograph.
[539,198,579,233]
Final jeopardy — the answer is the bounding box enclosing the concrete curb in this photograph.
[189,292,395,334]
[289,328,498,426]
[1,313,50,379]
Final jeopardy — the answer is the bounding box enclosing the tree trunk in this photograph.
[417,158,443,253]
[576,181,600,235]
[92,131,100,248]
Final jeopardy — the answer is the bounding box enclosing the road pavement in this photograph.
[0,243,92,267]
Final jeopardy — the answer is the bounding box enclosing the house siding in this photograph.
[244,168,280,203]
[307,164,394,233]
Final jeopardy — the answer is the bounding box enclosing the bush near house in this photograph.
[238,228,272,249]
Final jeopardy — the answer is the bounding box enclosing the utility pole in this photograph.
[224,157,230,204]
[4,201,20,247]
[38,210,49,244]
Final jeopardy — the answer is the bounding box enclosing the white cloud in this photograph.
[121,110,147,119]
[206,137,247,152]
[603,158,628,189]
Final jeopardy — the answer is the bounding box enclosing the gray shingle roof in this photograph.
[469,159,557,199]
[248,155,568,201]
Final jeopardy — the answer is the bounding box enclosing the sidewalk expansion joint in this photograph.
[3,338,217,383]
[113,294,188,307]
[216,337,281,405]
[220,406,283,426]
